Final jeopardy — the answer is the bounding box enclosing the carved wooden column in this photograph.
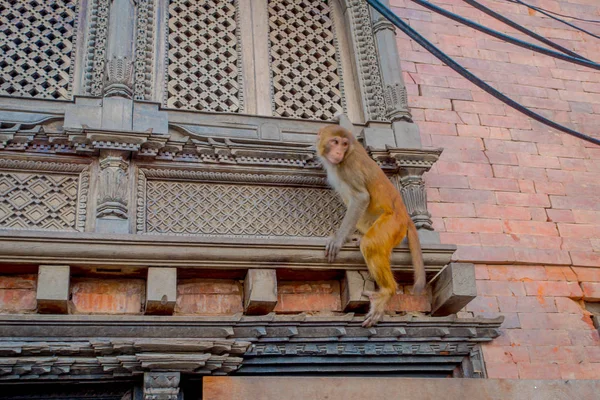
[143,372,180,400]
[105,0,135,98]
[370,0,410,122]
[96,150,131,233]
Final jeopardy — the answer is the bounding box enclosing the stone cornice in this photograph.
[0,314,502,380]
[0,230,456,271]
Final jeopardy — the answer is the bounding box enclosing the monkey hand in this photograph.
[325,235,345,262]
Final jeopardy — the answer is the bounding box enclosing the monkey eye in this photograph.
[332,138,339,145]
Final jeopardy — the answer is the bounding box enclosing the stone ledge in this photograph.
[0,230,456,272]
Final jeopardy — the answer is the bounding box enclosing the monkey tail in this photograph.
[407,220,426,295]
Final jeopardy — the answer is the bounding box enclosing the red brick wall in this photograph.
[393,0,600,378]
[0,275,37,313]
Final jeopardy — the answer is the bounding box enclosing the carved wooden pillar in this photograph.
[104,0,135,98]
[143,372,180,400]
[370,0,410,122]
[399,167,433,231]
[96,150,131,233]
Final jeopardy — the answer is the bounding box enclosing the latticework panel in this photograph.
[0,172,79,231]
[165,0,242,112]
[0,0,78,100]
[268,0,343,120]
[145,181,345,237]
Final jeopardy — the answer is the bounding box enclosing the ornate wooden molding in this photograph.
[0,230,456,271]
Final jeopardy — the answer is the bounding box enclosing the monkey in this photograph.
[316,124,426,328]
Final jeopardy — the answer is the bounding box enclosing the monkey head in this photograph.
[317,125,354,165]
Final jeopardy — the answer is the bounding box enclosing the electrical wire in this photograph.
[507,0,600,39]
[506,0,600,24]
[406,0,600,70]
[366,0,600,146]
[463,0,592,61]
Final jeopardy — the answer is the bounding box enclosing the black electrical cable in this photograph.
[406,0,600,70]
[507,0,600,40]
[464,0,592,61]
[366,0,600,146]
[506,0,600,24]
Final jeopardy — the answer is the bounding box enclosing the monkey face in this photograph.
[324,136,349,165]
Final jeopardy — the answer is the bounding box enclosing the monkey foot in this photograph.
[362,309,384,328]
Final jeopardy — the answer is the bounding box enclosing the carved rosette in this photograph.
[97,150,129,219]
[143,372,180,400]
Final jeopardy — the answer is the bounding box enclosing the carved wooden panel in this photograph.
[0,160,89,232]
[268,0,343,120]
[165,0,243,112]
[142,178,345,237]
[0,0,78,100]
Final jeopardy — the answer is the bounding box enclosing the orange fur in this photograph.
[317,125,426,327]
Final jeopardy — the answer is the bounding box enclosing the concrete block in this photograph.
[362,127,396,149]
[101,97,133,131]
[341,270,373,312]
[133,102,168,135]
[431,263,477,316]
[393,120,422,149]
[36,265,70,314]
[64,97,102,129]
[244,269,277,315]
[145,267,177,315]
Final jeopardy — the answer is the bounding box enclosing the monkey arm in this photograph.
[326,190,370,262]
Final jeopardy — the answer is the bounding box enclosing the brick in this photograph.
[452,100,505,115]
[518,179,535,194]
[586,346,600,363]
[517,153,560,169]
[503,220,558,237]
[408,96,452,110]
[176,279,243,315]
[572,210,600,224]
[424,173,469,189]
[428,203,476,218]
[484,362,519,379]
[537,143,587,158]
[484,139,538,154]
[480,115,531,129]
[274,281,341,312]
[557,224,600,239]
[493,165,548,181]
[524,281,583,298]
[510,129,563,144]
[581,282,600,301]
[420,85,473,101]
[439,232,480,246]
[544,266,575,281]
[430,134,484,150]
[520,96,570,111]
[415,64,460,78]
[468,177,519,192]
[474,204,530,220]
[386,290,431,313]
[439,188,496,204]
[560,363,600,380]
[438,149,489,164]
[424,109,462,124]
[496,192,550,207]
[418,121,458,136]
[534,181,565,196]
[483,346,529,365]
[568,330,600,347]
[565,182,600,197]
[456,125,490,138]
[453,246,516,263]
[560,158,588,171]
[485,151,519,165]
[509,330,571,346]
[560,238,593,252]
[555,297,585,314]
[465,296,498,313]
[529,346,586,365]
[445,218,503,233]
[497,296,556,313]
[435,161,493,177]
[71,279,144,314]
[476,281,525,297]
[519,313,592,330]
[551,195,600,211]
[456,112,480,126]
[487,266,547,282]
[572,267,600,282]
[0,275,37,312]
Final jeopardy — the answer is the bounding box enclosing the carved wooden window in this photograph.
[267,0,344,120]
[165,0,243,113]
[0,0,78,100]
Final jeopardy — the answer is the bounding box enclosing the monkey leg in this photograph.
[359,214,405,328]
